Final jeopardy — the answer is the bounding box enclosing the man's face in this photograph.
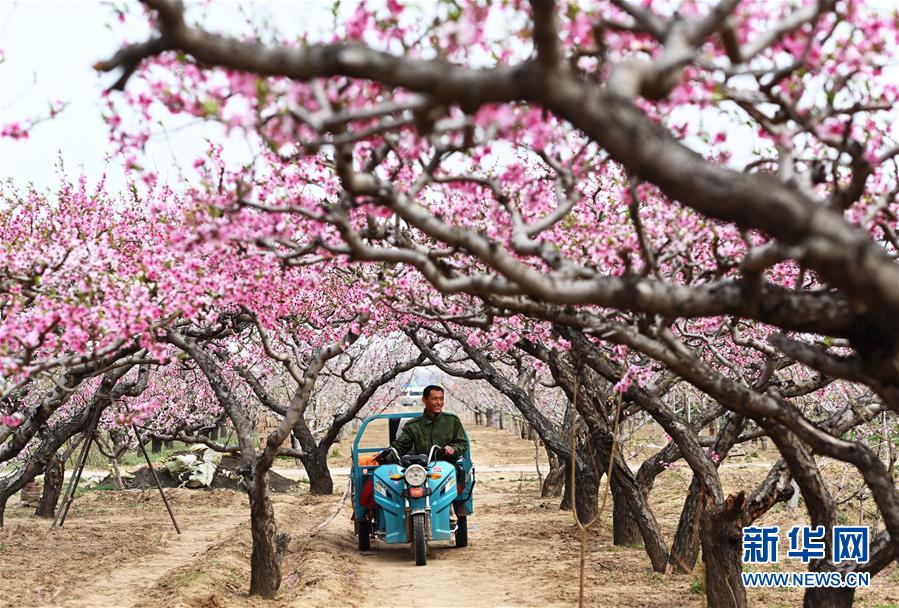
[423,390,445,417]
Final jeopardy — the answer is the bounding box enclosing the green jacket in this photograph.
[390,410,467,462]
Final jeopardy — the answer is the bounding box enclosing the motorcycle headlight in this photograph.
[404,465,427,486]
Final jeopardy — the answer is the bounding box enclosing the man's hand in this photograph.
[444,446,455,456]
[374,448,391,464]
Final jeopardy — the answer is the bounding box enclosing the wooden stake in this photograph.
[132,424,181,534]
[52,411,101,528]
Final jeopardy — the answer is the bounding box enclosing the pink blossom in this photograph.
[1,414,23,428]
[1,121,30,140]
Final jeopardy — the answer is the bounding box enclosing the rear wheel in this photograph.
[358,517,371,551]
[455,515,468,548]
[412,513,428,566]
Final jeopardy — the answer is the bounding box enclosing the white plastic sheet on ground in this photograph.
[164,445,223,488]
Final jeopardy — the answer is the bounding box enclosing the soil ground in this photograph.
[2,421,898,608]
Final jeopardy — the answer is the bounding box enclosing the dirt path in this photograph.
[0,490,249,608]
[59,509,246,608]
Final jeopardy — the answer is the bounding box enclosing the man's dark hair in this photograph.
[422,385,444,399]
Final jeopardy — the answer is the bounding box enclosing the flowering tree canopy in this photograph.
[97,0,898,387]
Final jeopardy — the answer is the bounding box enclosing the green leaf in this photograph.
[255,79,269,105]
[201,99,220,117]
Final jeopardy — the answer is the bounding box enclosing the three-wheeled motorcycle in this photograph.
[350,412,475,565]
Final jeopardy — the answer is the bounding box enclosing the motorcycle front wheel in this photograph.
[358,517,371,551]
[412,512,428,566]
[455,515,468,548]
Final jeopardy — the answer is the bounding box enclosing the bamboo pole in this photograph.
[571,372,622,608]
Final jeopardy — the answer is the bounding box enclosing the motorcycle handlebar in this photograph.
[376,446,447,466]
[427,445,441,463]
[375,447,400,463]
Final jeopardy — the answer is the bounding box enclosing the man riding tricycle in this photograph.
[350,385,475,565]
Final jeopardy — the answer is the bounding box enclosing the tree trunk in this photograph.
[151,437,162,453]
[542,452,566,497]
[485,409,495,428]
[35,454,65,518]
[498,413,504,430]
[248,472,289,598]
[571,462,600,523]
[699,494,747,608]
[803,584,854,607]
[612,481,642,546]
[299,448,333,495]
[520,420,528,440]
[668,478,706,573]
[560,453,600,524]
[606,466,669,572]
[110,455,125,490]
[292,424,334,495]
[560,468,573,512]
[591,431,670,572]
[0,467,39,527]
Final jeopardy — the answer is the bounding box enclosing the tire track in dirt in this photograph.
[57,511,246,608]
[335,479,572,608]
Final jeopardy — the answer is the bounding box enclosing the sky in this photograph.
[1,1,145,190]
[0,1,338,193]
